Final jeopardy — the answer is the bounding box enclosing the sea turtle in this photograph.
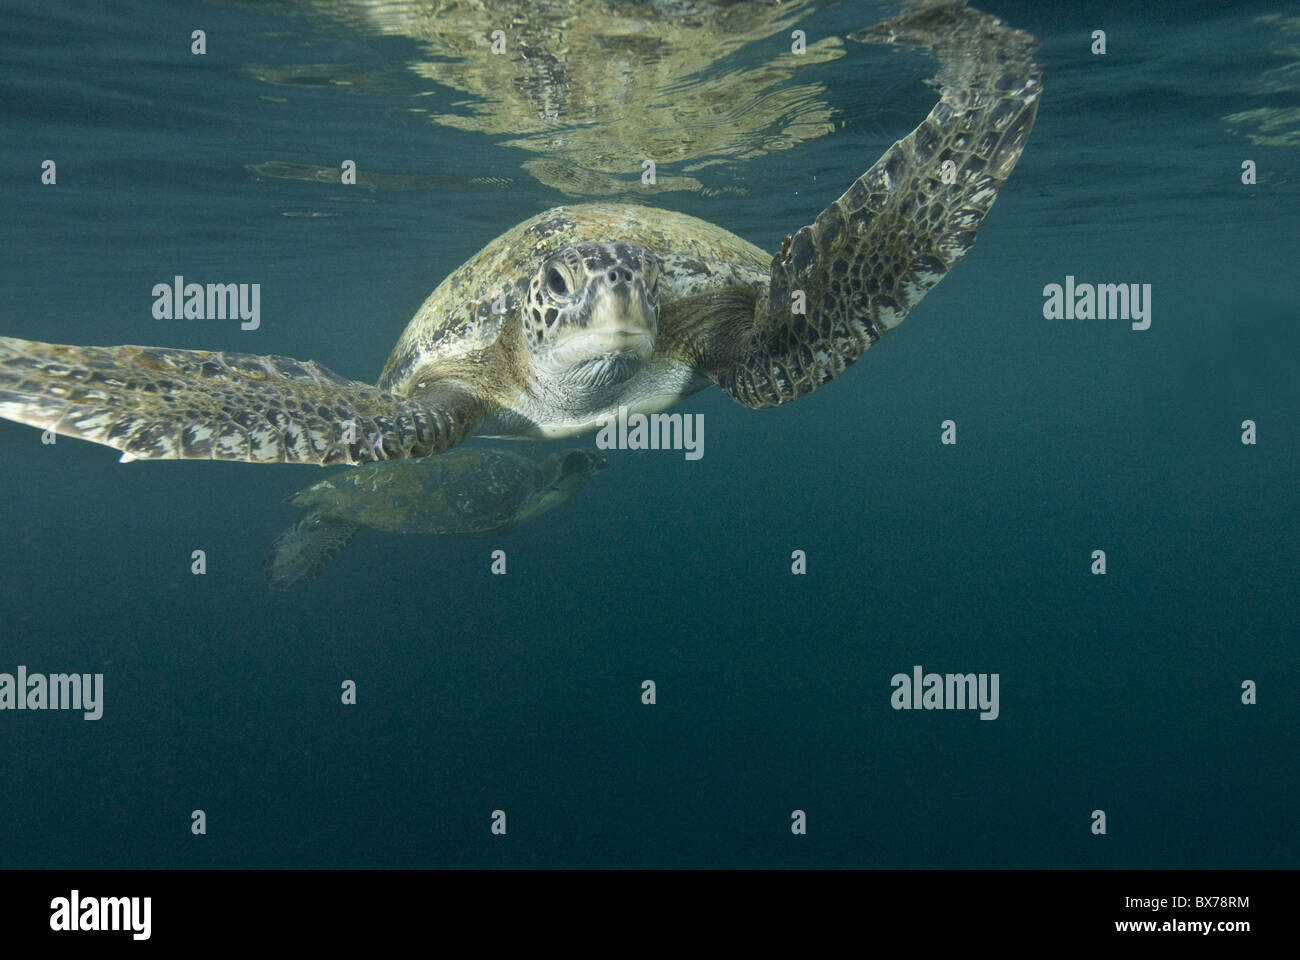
[0,3,1041,467]
[264,445,606,590]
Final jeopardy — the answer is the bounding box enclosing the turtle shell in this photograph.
[375,202,769,394]
[287,448,542,534]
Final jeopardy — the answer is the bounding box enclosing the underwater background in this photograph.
[0,0,1295,868]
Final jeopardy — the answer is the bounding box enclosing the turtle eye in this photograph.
[546,267,569,296]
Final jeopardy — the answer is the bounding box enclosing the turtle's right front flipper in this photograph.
[703,1,1041,408]
[0,337,484,465]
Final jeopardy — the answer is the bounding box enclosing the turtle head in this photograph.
[519,447,608,522]
[523,241,660,390]
[559,448,607,478]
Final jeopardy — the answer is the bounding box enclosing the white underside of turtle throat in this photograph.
[481,359,710,439]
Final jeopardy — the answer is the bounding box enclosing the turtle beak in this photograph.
[582,269,656,354]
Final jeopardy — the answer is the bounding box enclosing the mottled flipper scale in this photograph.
[711,1,1042,407]
[264,512,358,590]
[0,338,483,464]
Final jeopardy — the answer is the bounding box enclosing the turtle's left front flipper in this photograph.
[708,2,1041,408]
[0,337,484,465]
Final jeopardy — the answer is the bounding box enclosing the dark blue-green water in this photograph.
[0,0,1295,868]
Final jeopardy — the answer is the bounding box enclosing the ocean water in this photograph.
[0,0,1295,869]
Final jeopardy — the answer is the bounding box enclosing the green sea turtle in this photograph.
[0,3,1041,467]
[264,445,606,590]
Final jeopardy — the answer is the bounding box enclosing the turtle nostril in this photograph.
[607,270,618,283]
[621,269,632,282]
